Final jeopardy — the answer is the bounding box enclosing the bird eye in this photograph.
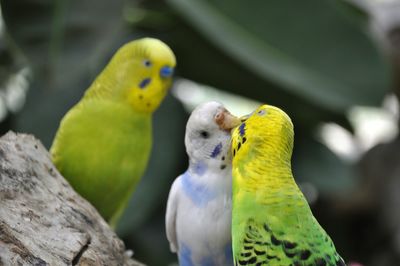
[257,109,266,116]
[200,130,209,138]
[143,59,152,67]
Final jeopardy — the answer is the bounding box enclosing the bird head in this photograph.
[96,38,176,113]
[231,104,294,163]
[185,101,240,170]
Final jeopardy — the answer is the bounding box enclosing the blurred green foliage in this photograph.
[0,0,397,265]
[168,0,389,111]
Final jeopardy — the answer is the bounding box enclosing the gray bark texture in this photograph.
[0,132,144,266]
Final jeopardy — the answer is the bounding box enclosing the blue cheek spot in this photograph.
[239,123,246,137]
[182,171,216,207]
[139,78,151,89]
[160,66,174,78]
[179,243,194,266]
[210,142,223,158]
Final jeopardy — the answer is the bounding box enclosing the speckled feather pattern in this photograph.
[231,105,345,266]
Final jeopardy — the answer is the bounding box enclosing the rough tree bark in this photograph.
[0,132,144,266]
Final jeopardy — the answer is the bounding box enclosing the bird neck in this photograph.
[83,63,122,100]
[84,79,108,100]
[188,158,232,190]
[233,147,298,198]
[188,157,231,174]
[82,57,140,104]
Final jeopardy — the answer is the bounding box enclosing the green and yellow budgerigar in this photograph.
[231,105,346,266]
[50,38,176,228]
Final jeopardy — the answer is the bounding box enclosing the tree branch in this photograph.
[0,131,144,266]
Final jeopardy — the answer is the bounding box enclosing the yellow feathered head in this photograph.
[90,38,176,113]
[231,104,294,163]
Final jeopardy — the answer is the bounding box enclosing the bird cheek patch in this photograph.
[239,123,246,137]
[139,77,151,89]
[210,142,223,158]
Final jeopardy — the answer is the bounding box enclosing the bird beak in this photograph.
[215,109,241,131]
[239,114,250,122]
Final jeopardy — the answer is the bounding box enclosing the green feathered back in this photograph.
[51,99,151,224]
[232,187,344,266]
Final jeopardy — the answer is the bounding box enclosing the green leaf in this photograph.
[166,0,391,113]
[0,0,127,91]
[0,0,132,145]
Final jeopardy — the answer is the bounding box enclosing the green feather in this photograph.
[231,105,346,266]
[51,99,151,227]
[50,38,176,228]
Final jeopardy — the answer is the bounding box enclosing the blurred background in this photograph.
[0,0,399,265]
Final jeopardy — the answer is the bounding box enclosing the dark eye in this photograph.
[200,130,209,138]
[143,59,152,67]
[257,109,266,116]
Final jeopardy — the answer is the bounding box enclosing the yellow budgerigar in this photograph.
[231,105,346,265]
[50,38,176,228]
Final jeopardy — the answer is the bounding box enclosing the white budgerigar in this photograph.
[166,101,240,266]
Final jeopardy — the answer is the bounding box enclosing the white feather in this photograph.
[165,101,233,265]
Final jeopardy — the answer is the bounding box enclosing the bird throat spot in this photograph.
[233,133,247,158]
